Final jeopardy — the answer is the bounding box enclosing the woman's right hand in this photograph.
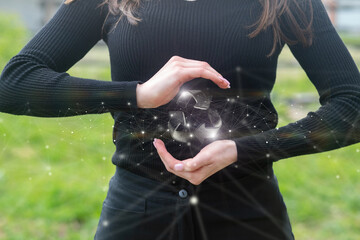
[136,56,230,108]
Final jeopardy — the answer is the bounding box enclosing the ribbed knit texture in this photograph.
[1,0,359,183]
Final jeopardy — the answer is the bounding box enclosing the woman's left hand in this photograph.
[153,138,238,185]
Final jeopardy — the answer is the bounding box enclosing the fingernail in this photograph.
[219,76,230,86]
[153,138,157,148]
[174,163,184,171]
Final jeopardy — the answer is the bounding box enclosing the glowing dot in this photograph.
[336,175,340,179]
[102,156,106,161]
[234,164,238,168]
[172,181,176,184]
[357,149,359,153]
[71,131,74,134]
[265,141,268,144]
[181,91,190,97]
[127,102,131,105]
[266,153,270,158]
[101,102,104,105]
[141,131,145,134]
[246,114,249,117]
[160,172,164,175]
[228,130,232,133]
[167,129,170,132]
[190,196,199,205]
[267,175,271,179]
[190,134,194,138]
[136,163,140,166]
[103,220,109,227]
[29,177,32,181]
[45,145,49,149]
[48,172,52,176]
[170,114,174,117]
[187,142,191,146]
[154,116,158,120]
[227,98,230,101]
[313,146,317,149]
[357,169,360,173]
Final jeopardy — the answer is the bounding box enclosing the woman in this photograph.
[0,0,359,239]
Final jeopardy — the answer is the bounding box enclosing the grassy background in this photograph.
[0,13,360,239]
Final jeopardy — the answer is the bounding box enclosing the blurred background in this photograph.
[0,0,359,239]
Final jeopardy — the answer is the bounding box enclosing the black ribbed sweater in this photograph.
[1,0,360,183]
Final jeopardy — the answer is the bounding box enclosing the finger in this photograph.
[166,56,230,88]
[181,67,230,89]
[182,152,212,172]
[178,60,223,78]
[153,138,185,172]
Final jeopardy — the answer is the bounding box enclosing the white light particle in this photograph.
[228,130,232,133]
[210,133,216,138]
[102,156,106,161]
[48,172,52,176]
[181,91,190,98]
[266,153,270,158]
[127,102,131,105]
[141,131,145,134]
[336,175,340,179]
[189,134,194,138]
[154,116,158,120]
[45,145,49,149]
[103,220,109,227]
[190,196,199,205]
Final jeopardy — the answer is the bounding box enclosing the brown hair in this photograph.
[65,0,313,56]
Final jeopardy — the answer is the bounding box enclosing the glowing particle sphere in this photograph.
[168,90,222,144]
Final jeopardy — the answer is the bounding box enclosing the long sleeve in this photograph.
[233,0,360,167]
[0,0,141,117]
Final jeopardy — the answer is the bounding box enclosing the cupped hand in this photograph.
[153,138,238,185]
[136,56,230,108]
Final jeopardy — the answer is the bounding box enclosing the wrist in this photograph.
[136,83,145,108]
[224,140,238,164]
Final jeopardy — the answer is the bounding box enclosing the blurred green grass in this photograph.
[1,13,360,239]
